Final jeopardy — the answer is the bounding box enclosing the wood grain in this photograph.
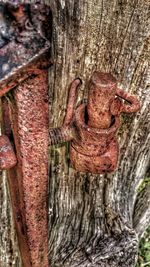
[48,1,150,266]
[0,0,150,266]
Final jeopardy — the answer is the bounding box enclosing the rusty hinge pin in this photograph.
[49,72,140,174]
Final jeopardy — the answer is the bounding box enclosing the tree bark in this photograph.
[0,0,150,266]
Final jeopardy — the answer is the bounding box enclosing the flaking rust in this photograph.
[70,72,140,173]
[0,2,51,267]
[50,72,140,174]
[0,135,17,169]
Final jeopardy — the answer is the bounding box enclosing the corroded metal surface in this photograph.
[2,71,49,267]
[9,71,49,267]
[49,72,140,174]
[0,135,17,169]
[49,79,81,145]
[70,72,140,173]
[0,2,51,267]
[0,2,51,96]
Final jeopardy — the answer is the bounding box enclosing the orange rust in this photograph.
[3,70,49,267]
[70,72,140,173]
[0,135,17,170]
[0,2,51,267]
[49,72,140,174]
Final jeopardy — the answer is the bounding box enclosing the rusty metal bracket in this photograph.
[0,2,51,267]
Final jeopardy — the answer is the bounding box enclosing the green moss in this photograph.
[136,226,150,267]
[137,178,150,193]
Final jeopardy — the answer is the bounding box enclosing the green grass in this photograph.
[136,226,150,267]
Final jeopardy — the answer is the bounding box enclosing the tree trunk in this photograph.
[0,0,150,266]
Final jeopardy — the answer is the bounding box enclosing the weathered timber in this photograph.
[0,1,150,267]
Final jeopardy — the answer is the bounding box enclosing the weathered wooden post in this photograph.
[0,1,149,267]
